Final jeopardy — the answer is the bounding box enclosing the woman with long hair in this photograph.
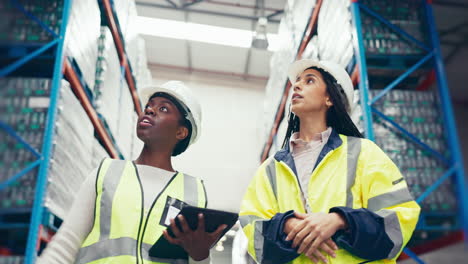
[240,60,420,264]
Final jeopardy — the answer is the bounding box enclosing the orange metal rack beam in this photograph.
[101,0,142,115]
[260,0,323,162]
[64,60,119,159]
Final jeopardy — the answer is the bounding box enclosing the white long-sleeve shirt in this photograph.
[38,163,210,264]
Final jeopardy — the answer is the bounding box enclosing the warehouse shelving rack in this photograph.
[351,0,467,261]
[0,0,143,263]
[101,0,142,115]
[261,0,466,262]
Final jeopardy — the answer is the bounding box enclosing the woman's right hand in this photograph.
[284,214,339,263]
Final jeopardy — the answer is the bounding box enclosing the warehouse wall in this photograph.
[148,65,267,213]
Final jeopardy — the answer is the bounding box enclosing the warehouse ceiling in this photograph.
[135,0,285,80]
[135,0,468,101]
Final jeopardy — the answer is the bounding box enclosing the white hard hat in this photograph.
[288,59,354,113]
[139,81,202,146]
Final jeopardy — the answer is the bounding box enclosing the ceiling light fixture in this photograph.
[251,0,269,50]
[135,16,279,52]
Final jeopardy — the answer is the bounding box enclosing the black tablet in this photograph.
[149,206,238,259]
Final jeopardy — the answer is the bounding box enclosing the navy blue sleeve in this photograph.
[329,207,394,260]
[260,210,300,263]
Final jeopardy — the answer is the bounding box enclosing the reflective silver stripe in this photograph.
[265,160,278,199]
[239,215,266,262]
[368,188,414,212]
[376,209,403,259]
[141,243,189,264]
[239,215,262,227]
[183,174,198,206]
[254,221,265,263]
[75,237,136,264]
[76,237,187,264]
[100,160,127,239]
[346,137,361,208]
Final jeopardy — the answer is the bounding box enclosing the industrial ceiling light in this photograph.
[252,17,269,49]
[251,0,269,50]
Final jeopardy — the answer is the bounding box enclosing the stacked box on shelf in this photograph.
[369,90,458,236]
[0,0,63,44]
[64,0,101,89]
[94,26,121,138]
[46,81,94,219]
[91,138,110,169]
[131,113,143,160]
[112,0,137,41]
[0,256,24,264]
[315,0,354,71]
[0,78,51,210]
[114,0,139,64]
[115,81,135,159]
[360,0,428,57]
[263,0,317,151]
[129,37,153,90]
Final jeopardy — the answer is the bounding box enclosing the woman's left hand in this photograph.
[285,212,346,262]
[163,213,227,261]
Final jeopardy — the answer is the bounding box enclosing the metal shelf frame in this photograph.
[0,0,140,262]
[351,0,467,261]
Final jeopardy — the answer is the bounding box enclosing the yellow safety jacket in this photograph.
[240,132,420,264]
[75,158,207,264]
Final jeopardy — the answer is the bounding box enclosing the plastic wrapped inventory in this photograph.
[113,0,138,49]
[46,81,94,219]
[94,27,122,138]
[91,138,110,169]
[118,0,139,61]
[131,113,144,160]
[128,37,153,90]
[0,256,24,264]
[64,0,101,89]
[0,78,51,210]
[301,36,319,60]
[115,81,135,159]
[262,0,316,145]
[360,0,428,55]
[316,0,354,68]
[364,90,457,239]
[0,0,63,43]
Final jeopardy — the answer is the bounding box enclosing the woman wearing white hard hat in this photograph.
[38,81,224,264]
[240,60,420,264]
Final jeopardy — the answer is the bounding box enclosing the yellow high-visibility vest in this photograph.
[75,158,207,264]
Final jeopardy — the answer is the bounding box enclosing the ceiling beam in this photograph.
[267,9,284,19]
[165,0,178,8]
[182,0,205,8]
[136,1,281,23]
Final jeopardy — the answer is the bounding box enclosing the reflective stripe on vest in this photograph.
[346,136,361,208]
[76,159,203,264]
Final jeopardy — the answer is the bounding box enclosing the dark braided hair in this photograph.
[282,67,363,148]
